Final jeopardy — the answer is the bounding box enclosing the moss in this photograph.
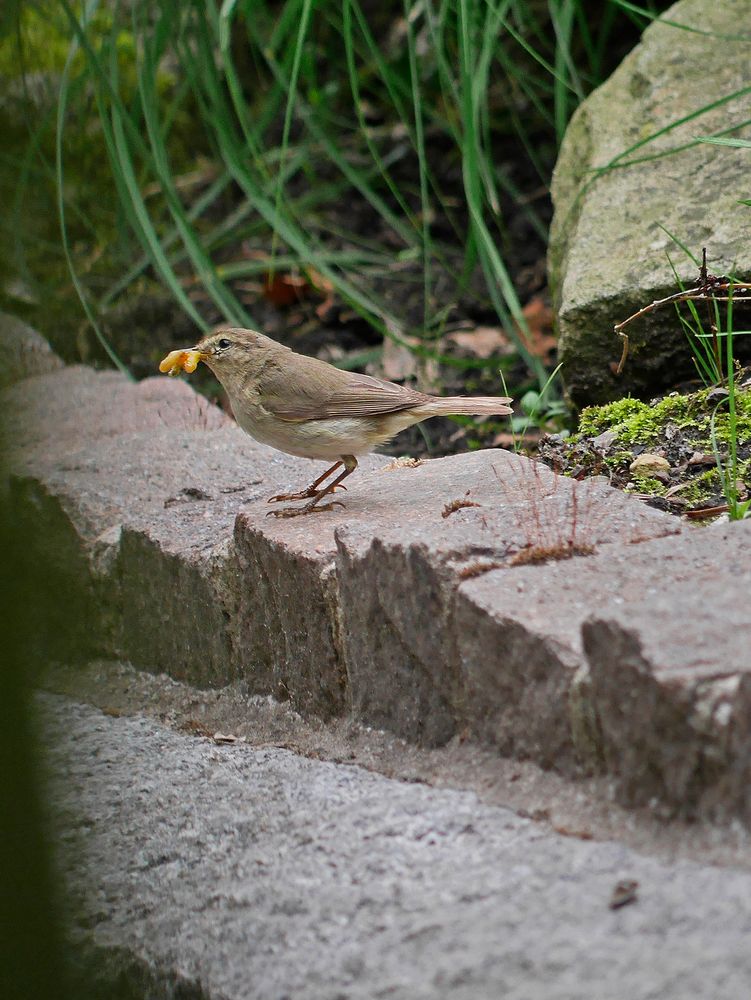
[710,389,751,446]
[614,394,705,446]
[0,5,71,75]
[624,467,721,506]
[604,449,635,470]
[547,382,750,516]
[577,397,645,437]
[625,476,665,496]
[576,393,702,446]
[677,468,722,505]
[576,387,751,450]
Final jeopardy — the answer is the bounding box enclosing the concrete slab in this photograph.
[45,696,751,1000]
[333,451,678,753]
[6,336,751,820]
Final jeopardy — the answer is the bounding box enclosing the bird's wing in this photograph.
[257,358,430,421]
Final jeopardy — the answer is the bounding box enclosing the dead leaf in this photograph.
[491,429,542,449]
[263,272,309,306]
[520,296,556,359]
[315,295,338,323]
[306,267,334,295]
[381,456,424,471]
[381,335,440,388]
[685,504,730,519]
[447,325,512,359]
[381,336,421,381]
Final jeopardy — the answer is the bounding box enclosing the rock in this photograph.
[334,453,678,753]
[2,367,228,464]
[230,516,346,717]
[549,0,751,406]
[3,365,271,668]
[707,387,731,404]
[44,696,751,1000]
[688,452,716,467]
[592,429,618,453]
[464,519,751,820]
[8,321,751,820]
[3,357,676,739]
[2,360,384,707]
[0,311,64,387]
[582,520,751,818]
[629,453,671,477]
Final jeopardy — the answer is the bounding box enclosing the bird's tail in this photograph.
[415,395,513,418]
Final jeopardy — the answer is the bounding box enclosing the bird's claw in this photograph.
[267,483,347,504]
[265,500,346,518]
[267,492,307,504]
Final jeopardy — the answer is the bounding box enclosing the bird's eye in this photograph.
[217,337,231,350]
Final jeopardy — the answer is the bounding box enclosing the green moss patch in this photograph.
[539,380,751,517]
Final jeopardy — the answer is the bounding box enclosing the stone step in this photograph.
[5,313,751,821]
[44,695,751,1000]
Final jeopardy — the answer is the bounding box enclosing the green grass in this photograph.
[660,238,751,519]
[709,292,751,520]
[5,0,673,396]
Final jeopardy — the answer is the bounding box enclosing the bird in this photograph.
[160,328,513,517]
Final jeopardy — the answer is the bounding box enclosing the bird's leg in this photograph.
[267,461,343,504]
[268,457,358,518]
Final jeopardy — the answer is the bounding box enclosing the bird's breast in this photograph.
[233,404,415,460]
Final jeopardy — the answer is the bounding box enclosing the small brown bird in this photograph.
[160,328,513,517]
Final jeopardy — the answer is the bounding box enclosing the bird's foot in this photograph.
[267,484,347,504]
[266,499,346,518]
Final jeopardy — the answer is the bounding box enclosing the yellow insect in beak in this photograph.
[158,348,203,377]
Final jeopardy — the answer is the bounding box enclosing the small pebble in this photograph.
[629,453,670,477]
[592,429,618,452]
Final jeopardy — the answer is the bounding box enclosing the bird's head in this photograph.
[159,328,283,389]
[195,328,266,370]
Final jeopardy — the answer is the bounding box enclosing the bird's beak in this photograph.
[158,348,205,376]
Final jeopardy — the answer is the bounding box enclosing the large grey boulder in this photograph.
[549,0,751,406]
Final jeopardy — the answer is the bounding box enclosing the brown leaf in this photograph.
[306,267,334,295]
[315,294,338,323]
[263,272,309,306]
[520,296,556,359]
[491,429,542,449]
[380,335,440,387]
[382,336,420,381]
[447,325,512,359]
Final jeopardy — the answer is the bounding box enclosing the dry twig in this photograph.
[614,248,751,374]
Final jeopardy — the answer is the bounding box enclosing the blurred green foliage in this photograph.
[2,1,671,397]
